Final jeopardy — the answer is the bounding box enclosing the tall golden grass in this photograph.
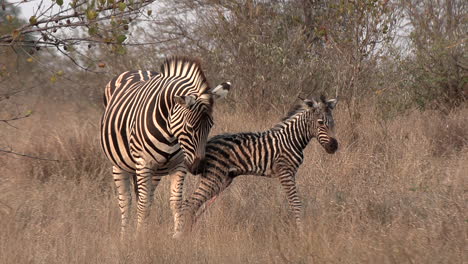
[1,98,466,263]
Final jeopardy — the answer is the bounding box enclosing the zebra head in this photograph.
[308,95,338,154]
[171,82,231,173]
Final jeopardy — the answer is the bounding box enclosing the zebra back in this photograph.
[103,70,158,107]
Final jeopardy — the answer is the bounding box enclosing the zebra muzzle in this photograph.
[323,138,338,154]
[187,158,201,174]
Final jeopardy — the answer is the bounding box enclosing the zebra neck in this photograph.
[166,77,203,97]
[273,112,313,151]
[147,92,176,140]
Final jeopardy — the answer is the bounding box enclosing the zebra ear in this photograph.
[327,98,338,109]
[302,99,314,108]
[310,97,320,109]
[210,81,231,99]
[174,95,196,108]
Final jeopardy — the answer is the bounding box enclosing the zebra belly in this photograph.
[101,127,137,173]
[101,131,183,174]
[131,144,185,174]
[227,166,273,178]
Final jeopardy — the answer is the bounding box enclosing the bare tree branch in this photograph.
[0,147,62,162]
[0,112,32,128]
[0,0,155,47]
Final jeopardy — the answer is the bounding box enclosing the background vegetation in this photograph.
[1,0,466,263]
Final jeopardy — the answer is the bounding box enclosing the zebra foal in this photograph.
[100,56,231,236]
[174,95,338,237]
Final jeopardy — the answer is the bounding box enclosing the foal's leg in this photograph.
[173,173,232,238]
[277,168,303,233]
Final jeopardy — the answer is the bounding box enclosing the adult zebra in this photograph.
[174,96,338,238]
[100,56,231,236]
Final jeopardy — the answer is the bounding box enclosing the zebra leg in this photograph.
[135,165,157,233]
[173,174,232,239]
[169,169,186,234]
[112,166,133,237]
[194,176,233,221]
[278,170,304,233]
[151,175,163,200]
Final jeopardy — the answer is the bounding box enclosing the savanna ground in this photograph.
[1,95,466,263]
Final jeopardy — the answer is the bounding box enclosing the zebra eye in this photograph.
[318,119,324,125]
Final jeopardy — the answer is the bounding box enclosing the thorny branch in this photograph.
[0,0,155,47]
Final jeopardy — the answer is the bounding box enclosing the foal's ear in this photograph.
[174,95,196,108]
[310,97,321,109]
[326,98,338,109]
[300,98,314,109]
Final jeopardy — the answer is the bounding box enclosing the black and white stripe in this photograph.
[103,70,158,107]
[174,95,338,237]
[100,57,231,236]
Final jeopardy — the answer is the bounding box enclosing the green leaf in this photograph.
[56,0,63,6]
[29,16,37,25]
[116,34,126,44]
[6,14,14,23]
[114,45,126,55]
[118,2,126,11]
[50,75,57,83]
[86,9,98,20]
[88,26,98,36]
[25,110,33,117]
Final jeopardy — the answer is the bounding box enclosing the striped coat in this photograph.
[174,96,338,237]
[100,57,231,235]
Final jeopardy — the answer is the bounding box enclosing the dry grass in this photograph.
[1,98,467,264]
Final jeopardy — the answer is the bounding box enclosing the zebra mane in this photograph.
[281,100,313,122]
[280,103,308,122]
[160,56,210,94]
[278,94,328,123]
